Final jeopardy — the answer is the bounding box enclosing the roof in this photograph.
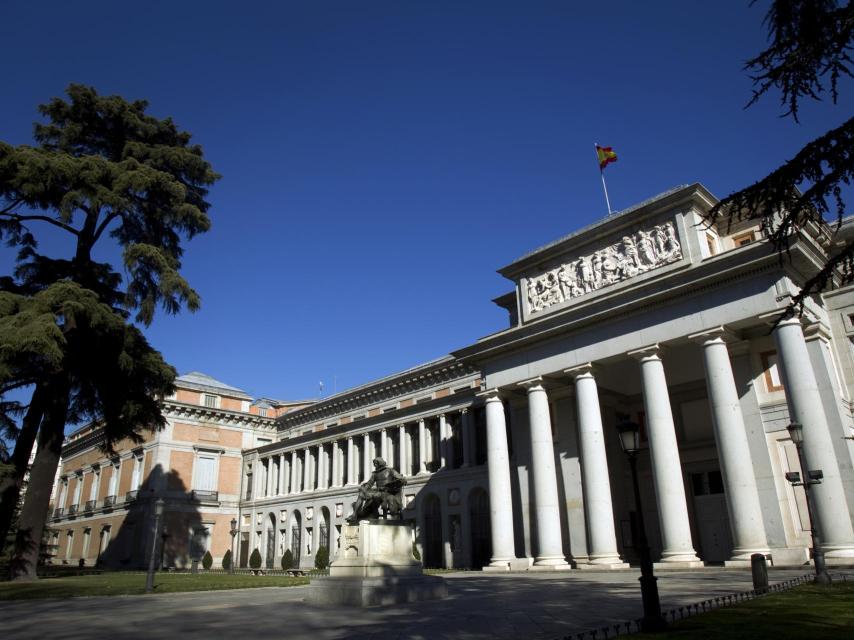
[176,371,252,400]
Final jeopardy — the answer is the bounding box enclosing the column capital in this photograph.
[437,413,446,419]
[477,388,503,403]
[803,320,833,343]
[517,376,546,392]
[460,407,469,415]
[687,326,739,346]
[564,362,598,379]
[627,343,663,361]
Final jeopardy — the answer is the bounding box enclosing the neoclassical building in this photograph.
[51,183,854,572]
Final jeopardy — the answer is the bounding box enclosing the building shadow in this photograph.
[97,464,204,570]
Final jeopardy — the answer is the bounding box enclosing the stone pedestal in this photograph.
[309,520,447,606]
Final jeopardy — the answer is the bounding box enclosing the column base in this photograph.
[723,548,771,567]
[653,560,705,570]
[529,563,573,572]
[483,558,515,572]
[577,562,630,570]
[531,555,570,570]
[824,545,854,559]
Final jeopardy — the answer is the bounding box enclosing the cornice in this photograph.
[164,400,277,429]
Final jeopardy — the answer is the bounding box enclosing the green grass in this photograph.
[634,582,854,640]
[0,572,309,600]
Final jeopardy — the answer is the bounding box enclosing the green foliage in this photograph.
[221,549,232,571]
[412,542,421,561]
[708,1,854,315]
[281,548,294,571]
[201,550,213,570]
[314,546,329,570]
[249,548,262,570]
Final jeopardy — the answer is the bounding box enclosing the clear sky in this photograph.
[1,1,850,405]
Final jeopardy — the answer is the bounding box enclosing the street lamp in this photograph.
[785,422,831,585]
[145,498,165,593]
[616,420,667,633]
[230,518,238,575]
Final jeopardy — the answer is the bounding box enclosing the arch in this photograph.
[469,487,491,569]
[290,509,302,568]
[421,493,443,569]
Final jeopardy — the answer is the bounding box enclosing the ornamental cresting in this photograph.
[526,221,681,313]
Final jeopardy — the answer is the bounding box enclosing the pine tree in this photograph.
[708,1,854,315]
[0,85,218,579]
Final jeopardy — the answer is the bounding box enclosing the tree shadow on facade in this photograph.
[97,464,204,570]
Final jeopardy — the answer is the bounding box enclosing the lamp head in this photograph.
[154,498,165,517]
[616,420,641,454]
[787,422,804,445]
[230,518,238,533]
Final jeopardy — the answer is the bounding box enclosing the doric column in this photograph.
[279,454,287,495]
[363,433,372,479]
[483,390,517,570]
[439,414,449,470]
[290,450,299,494]
[566,364,627,567]
[346,437,355,486]
[690,328,770,562]
[331,441,340,487]
[629,345,701,565]
[398,424,408,475]
[303,447,312,492]
[519,378,569,568]
[418,419,428,474]
[461,409,472,467]
[318,444,327,490]
[380,428,388,462]
[773,318,854,557]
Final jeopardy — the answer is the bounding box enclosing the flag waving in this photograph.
[596,144,618,171]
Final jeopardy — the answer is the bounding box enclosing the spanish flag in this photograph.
[596,145,618,171]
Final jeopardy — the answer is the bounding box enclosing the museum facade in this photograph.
[50,183,854,572]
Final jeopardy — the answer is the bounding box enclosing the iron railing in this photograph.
[125,490,139,503]
[67,504,78,515]
[103,495,116,507]
[84,500,96,512]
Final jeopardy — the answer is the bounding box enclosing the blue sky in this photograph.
[1,1,850,404]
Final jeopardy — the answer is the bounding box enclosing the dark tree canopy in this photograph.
[708,1,854,314]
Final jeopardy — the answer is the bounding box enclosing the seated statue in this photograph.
[346,457,407,523]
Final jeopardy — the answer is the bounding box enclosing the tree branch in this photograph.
[92,211,120,245]
[0,213,79,236]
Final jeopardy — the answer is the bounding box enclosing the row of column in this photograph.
[485,320,854,569]
[254,410,479,499]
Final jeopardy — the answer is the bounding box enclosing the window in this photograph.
[705,233,718,256]
[195,455,217,491]
[732,231,755,247]
[256,437,272,446]
[245,464,253,500]
[203,394,219,408]
[89,470,100,501]
[107,463,119,497]
[760,351,784,392]
[691,471,724,496]
[130,455,143,491]
[305,527,313,556]
[82,528,91,559]
[71,475,82,507]
[258,407,268,417]
[65,531,74,560]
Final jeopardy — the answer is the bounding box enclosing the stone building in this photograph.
[49,183,854,572]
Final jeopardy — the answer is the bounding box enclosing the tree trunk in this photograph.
[9,378,69,581]
[0,384,47,555]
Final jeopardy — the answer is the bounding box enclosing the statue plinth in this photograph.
[309,520,447,606]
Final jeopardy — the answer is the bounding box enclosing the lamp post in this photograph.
[230,518,238,575]
[145,498,165,593]
[785,422,831,585]
[616,420,667,633]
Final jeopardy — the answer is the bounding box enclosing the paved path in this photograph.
[0,568,825,640]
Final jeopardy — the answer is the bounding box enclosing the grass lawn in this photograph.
[0,572,309,600]
[634,582,854,640]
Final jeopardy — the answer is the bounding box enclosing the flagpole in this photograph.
[594,143,613,215]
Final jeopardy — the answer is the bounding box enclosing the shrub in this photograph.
[412,542,421,561]
[249,548,262,570]
[281,548,294,571]
[221,549,232,571]
[202,550,213,570]
[315,546,329,570]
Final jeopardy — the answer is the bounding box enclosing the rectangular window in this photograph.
[203,394,218,408]
[131,456,143,491]
[258,407,268,417]
[705,233,718,256]
[82,528,91,559]
[65,531,74,560]
[89,471,100,501]
[733,231,755,247]
[195,455,217,491]
[760,351,784,391]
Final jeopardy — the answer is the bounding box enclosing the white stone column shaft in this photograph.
[570,366,625,566]
[290,451,299,494]
[521,379,568,567]
[279,454,287,495]
[303,448,312,492]
[380,428,388,462]
[418,419,428,474]
[774,318,854,557]
[346,437,355,485]
[331,441,340,487]
[484,391,517,568]
[693,330,770,560]
[398,425,408,475]
[363,433,372,479]
[439,414,449,469]
[632,346,701,564]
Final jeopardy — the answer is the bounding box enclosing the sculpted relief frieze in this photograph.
[525,221,682,314]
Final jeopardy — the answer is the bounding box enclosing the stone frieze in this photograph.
[526,221,681,314]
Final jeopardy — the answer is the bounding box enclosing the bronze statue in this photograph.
[346,457,407,523]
